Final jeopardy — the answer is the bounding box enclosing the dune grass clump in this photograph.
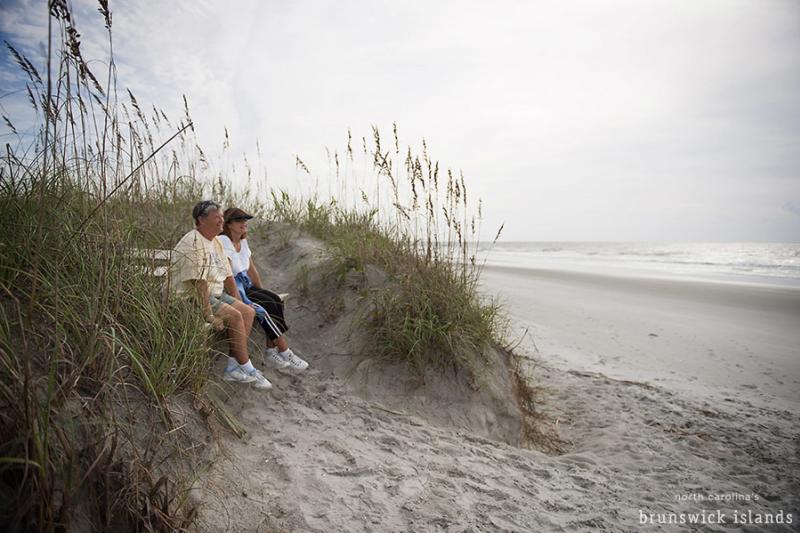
[0,178,212,530]
[272,127,506,378]
[367,258,502,377]
[0,5,221,530]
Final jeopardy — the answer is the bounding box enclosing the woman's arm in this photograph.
[247,258,264,289]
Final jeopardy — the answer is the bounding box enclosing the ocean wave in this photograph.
[617,251,680,257]
[481,242,800,281]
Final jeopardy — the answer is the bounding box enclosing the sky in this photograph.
[1,0,799,242]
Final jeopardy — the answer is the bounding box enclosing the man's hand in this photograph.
[206,313,225,331]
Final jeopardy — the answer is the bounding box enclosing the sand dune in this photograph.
[189,235,798,532]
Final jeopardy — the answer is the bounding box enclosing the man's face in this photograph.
[198,207,224,235]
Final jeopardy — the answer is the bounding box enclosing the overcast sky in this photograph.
[1,0,799,241]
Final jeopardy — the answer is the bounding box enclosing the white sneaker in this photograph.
[247,369,273,390]
[264,348,290,370]
[223,366,256,383]
[279,349,309,373]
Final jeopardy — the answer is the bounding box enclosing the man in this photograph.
[170,200,272,390]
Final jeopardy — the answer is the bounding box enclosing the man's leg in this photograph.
[214,302,253,364]
[216,301,273,390]
[229,299,255,337]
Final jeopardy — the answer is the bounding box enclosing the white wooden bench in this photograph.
[127,247,171,278]
[129,247,289,301]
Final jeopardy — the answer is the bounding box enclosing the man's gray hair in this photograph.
[192,200,221,223]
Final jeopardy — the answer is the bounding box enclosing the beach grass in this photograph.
[268,128,507,379]
[0,6,218,529]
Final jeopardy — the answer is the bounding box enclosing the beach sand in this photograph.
[481,265,800,410]
[189,236,799,532]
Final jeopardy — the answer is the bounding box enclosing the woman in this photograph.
[218,207,309,372]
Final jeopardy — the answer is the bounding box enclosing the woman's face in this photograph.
[228,219,248,237]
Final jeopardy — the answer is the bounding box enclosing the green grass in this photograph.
[0,7,222,530]
[0,168,216,532]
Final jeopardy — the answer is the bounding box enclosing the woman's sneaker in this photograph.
[279,349,309,373]
[246,368,273,390]
[264,348,290,370]
[223,366,256,383]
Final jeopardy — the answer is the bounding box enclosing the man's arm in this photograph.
[192,279,224,330]
[192,279,214,320]
[223,276,242,301]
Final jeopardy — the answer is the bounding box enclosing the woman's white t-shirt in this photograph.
[217,235,251,276]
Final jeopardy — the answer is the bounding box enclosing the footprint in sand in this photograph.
[317,439,357,467]
[530,468,553,479]
[569,474,596,489]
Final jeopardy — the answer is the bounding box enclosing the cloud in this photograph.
[783,202,800,218]
[1,0,799,241]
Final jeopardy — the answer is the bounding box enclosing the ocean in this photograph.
[476,242,800,288]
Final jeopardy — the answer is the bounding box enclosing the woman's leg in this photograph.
[246,287,289,340]
[245,288,307,371]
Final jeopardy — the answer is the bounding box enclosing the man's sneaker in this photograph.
[264,348,290,370]
[246,369,273,390]
[279,349,309,373]
[223,366,256,383]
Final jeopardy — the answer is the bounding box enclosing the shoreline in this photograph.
[482,261,800,292]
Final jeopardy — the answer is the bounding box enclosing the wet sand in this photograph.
[481,265,800,410]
